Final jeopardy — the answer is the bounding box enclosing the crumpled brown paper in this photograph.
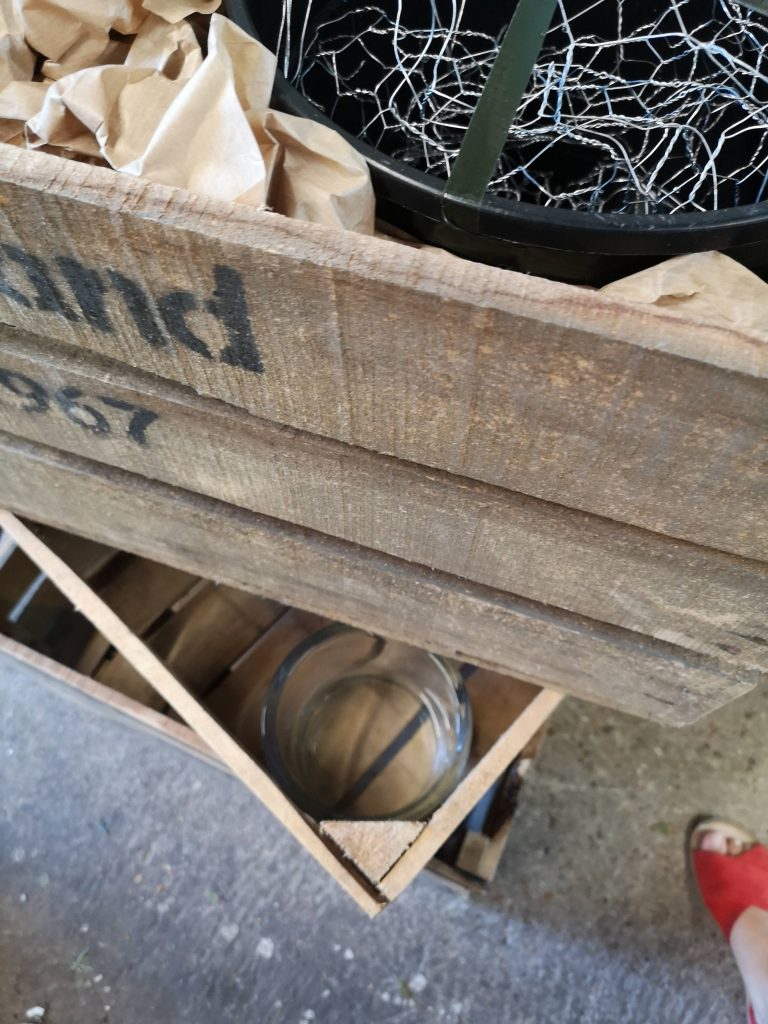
[20,0,219,79]
[0,3,375,233]
[263,109,376,235]
[0,0,40,143]
[601,251,768,336]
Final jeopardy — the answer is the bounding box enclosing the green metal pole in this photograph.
[443,0,559,232]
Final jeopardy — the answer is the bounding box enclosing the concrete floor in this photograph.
[1,649,766,1024]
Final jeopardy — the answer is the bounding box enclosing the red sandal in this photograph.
[688,816,768,1024]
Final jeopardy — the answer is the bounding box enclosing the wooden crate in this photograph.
[0,145,765,723]
[0,516,560,915]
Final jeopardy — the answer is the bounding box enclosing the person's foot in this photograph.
[689,817,768,1024]
[690,818,767,939]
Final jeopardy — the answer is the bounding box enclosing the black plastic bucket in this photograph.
[228,0,768,285]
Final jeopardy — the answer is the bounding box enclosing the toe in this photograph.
[699,829,729,854]
[695,828,754,856]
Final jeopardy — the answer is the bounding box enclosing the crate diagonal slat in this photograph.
[0,509,563,914]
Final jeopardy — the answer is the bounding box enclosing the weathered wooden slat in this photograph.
[0,521,564,911]
[0,329,765,671]
[75,556,198,675]
[0,512,384,917]
[0,524,116,663]
[0,148,764,560]
[207,608,328,759]
[377,688,564,901]
[0,526,113,617]
[97,582,283,709]
[0,635,220,767]
[0,430,758,725]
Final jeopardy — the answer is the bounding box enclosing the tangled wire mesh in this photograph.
[278,0,768,214]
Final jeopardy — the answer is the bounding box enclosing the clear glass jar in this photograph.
[261,624,472,821]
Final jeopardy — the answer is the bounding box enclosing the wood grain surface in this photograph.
[0,329,765,671]
[0,537,561,909]
[0,431,758,725]
[0,512,385,916]
[0,148,765,560]
[96,583,283,709]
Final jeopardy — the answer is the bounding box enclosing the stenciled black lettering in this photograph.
[107,270,166,348]
[99,395,158,447]
[54,386,110,436]
[0,368,49,413]
[0,245,78,321]
[206,265,265,374]
[0,250,32,309]
[58,257,113,333]
[158,291,213,360]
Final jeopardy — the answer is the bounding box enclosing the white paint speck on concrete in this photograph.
[343,948,354,961]
[24,1008,45,1021]
[410,973,428,993]
[257,937,275,960]
[321,989,331,999]
[19,893,27,903]
[219,923,240,944]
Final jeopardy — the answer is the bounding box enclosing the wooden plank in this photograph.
[319,821,426,886]
[0,511,385,917]
[6,524,115,651]
[0,524,116,663]
[0,525,113,617]
[0,634,525,897]
[378,688,564,900]
[317,672,546,885]
[0,610,552,899]
[0,331,766,672]
[207,608,328,759]
[465,670,544,766]
[0,633,218,767]
[75,555,198,675]
[0,148,765,560]
[96,583,283,709]
[25,525,116,578]
[0,431,758,725]
[455,828,512,882]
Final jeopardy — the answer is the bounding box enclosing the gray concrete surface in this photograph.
[1,650,766,1024]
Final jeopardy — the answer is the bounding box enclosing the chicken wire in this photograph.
[277,0,768,214]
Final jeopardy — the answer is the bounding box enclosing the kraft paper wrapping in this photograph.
[0,5,375,233]
[19,0,219,79]
[601,252,768,336]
